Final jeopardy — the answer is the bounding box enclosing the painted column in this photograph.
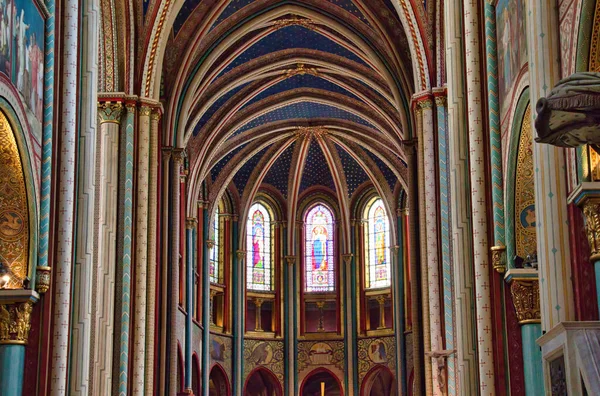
[395,211,407,396]
[170,149,185,396]
[132,105,152,394]
[506,270,544,395]
[341,253,355,395]
[69,0,100,390]
[145,108,161,396]
[185,218,198,393]
[159,148,172,395]
[114,102,136,396]
[525,0,575,331]
[403,141,423,395]
[462,0,496,392]
[232,215,244,396]
[284,255,297,395]
[202,207,211,396]
[349,221,359,393]
[0,293,37,396]
[50,0,80,389]
[417,96,444,395]
[434,90,456,396]
[444,1,480,393]
[92,101,123,395]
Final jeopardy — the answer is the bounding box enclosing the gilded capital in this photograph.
[35,266,51,294]
[206,240,215,249]
[582,199,600,261]
[434,95,447,107]
[285,256,296,266]
[491,245,506,273]
[186,217,198,229]
[342,254,353,265]
[509,279,541,325]
[236,250,246,260]
[139,105,152,117]
[0,301,33,345]
[97,101,123,124]
[125,102,136,113]
[151,109,162,121]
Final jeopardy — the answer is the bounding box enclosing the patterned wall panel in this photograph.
[297,340,345,384]
[357,336,397,384]
[243,339,285,386]
[210,334,233,381]
[0,110,28,288]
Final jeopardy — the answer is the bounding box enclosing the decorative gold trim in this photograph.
[185,218,198,230]
[97,101,123,124]
[0,301,33,344]
[582,199,600,262]
[273,17,317,30]
[35,266,51,294]
[509,279,541,325]
[491,245,506,273]
[283,63,319,78]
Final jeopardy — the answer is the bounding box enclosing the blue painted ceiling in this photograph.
[263,142,295,198]
[300,140,337,194]
[335,143,370,197]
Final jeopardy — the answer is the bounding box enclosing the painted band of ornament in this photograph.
[491,245,506,273]
[35,266,51,294]
[273,17,317,31]
[97,101,124,124]
[509,279,541,324]
[582,199,600,262]
[0,301,33,345]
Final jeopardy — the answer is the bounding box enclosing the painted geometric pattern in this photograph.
[515,105,536,259]
[243,339,285,386]
[0,110,28,287]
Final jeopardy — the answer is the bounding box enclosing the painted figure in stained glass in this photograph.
[252,210,265,284]
[305,204,335,292]
[367,199,390,289]
[247,203,272,291]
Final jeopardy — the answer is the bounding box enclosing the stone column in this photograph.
[202,236,214,396]
[92,101,123,395]
[416,96,444,395]
[505,270,544,395]
[284,255,296,395]
[444,1,480,393]
[132,105,152,394]
[463,0,496,392]
[159,148,172,395]
[525,0,574,331]
[145,108,161,396]
[113,102,136,396]
[185,218,198,393]
[50,0,80,389]
[0,292,38,396]
[403,140,423,395]
[170,149,185,396]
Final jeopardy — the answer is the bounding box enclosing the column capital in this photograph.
[206,240,215,249]
[284,256,296,266]
[0,300,34,345]
[508,278,541,325]
[491,245,506,273]
[97,101,124,124]
[341,254,353,265]
[236,250,246,260]
[162,146,173,160]
[186,218,198,229]
[172,148,186,163]
[35,266,51,294]
[138,105,152,117]
[151,108,162,121]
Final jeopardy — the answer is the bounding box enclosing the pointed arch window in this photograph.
[246,203,273,291]
[210,207,222,284]
[365,198,391,289]
[304,204,335,293]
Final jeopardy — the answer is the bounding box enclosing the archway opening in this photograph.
[244,368,282,396]
[208,364,230,396]
[362,366,396,396]
[301,369,342,396]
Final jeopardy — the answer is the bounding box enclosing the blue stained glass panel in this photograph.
[246,203,272,291]
[304,204,335,293]
[366,199,391,289]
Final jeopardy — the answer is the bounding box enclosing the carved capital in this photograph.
[206,240,215,249]
[172,148,186,163]
[139,105,152,117]
[35,266,51,294]
[151,108,162,121]
[236,250,246,261]
[434,95,447,107]
[341,254,353,265]
[186,217,198,230]
[582,199,600,261]
[97,101,123,124]
[491,246,506,273]
[0,301,33,344]
[509,279,541,325]
[125,102,136,113]
[285,256,296,266]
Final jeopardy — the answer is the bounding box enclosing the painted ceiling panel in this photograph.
[173,0,202,36]
[216,25,368,79]
[194,82,250,136]
[335,143,370,197]
[365,149,397,192]
[299,140,336,193]
[233,146,270,194]
[263,142,295,198]
[233,102,376,136]
[211,143,248,181]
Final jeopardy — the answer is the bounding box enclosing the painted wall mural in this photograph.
[243,339,285,386]
[0,109,28,288]
[0,0,44,126]
[496,0,527,113]
[210,334,232,380]
[357,336,397,384]
[297,340,345,381]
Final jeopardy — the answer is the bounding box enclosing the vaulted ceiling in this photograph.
[141,0,431,220]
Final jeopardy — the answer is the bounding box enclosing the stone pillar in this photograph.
[92,100,123,395]
[185,218,197,393]
[403,140,423,395]
[444,1,480,393]
[145,108,161,396]
[132,105,152,394]
[202,236,214,396]
[50,0,80,388]
[113,102,136,396]
[284,255,296,395]
[159,148,172,395]
[170,149,185,396]
[0,292,38,396]
[525,0,574,331]
[506,270,544,395]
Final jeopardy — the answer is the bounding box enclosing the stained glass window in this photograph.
[246,203,272,291]
[366,199,391,289]
[210,207,220,284]
[304,204,335,293]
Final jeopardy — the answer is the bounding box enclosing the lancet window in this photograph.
[304,204,336,293]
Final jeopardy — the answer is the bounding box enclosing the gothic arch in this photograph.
[299,367,344,396]
[243,367,283,396]
[360,365,396,396]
